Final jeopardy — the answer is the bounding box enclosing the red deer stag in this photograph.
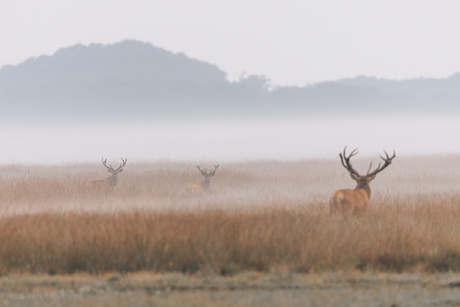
[330,147,395,216]
[85,158,127,189]
[187,165,219,195]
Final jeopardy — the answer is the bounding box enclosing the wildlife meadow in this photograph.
[2,153,460,306]
[3,154,460,275]
[2,39,460,306]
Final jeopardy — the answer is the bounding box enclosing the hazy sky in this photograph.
[1,0,460,86]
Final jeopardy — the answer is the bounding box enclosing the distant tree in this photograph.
[238,73,271,94]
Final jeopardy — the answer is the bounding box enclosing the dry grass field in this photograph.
[1,155,460,305]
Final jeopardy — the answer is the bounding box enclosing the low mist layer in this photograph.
[0,115,459,164]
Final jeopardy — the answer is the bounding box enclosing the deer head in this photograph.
[102,157,127,187]
[339,146,395,189]
[196,165,219,181]
[102,157,127,175]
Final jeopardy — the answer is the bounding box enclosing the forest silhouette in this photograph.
[1,40,459,122]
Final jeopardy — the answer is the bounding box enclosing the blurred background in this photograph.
[1,0,459,163]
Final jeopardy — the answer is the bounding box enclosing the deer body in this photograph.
[186,180,209,195]
[85,172,120,188]
[330,147,395,216]
[85,158,127,189]
[187,165,219,195]
[330,182,371,216]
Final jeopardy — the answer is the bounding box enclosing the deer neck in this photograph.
[355,181,371,199]
[201,178,210,191]
[107,174,118,187]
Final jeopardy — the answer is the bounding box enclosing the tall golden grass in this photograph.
[1,155,460,275]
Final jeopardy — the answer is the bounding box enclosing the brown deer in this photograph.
[330,147,395,216]
[187,165,219,195]
[85,158,127,189]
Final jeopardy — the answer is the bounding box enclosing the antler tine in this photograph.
[367,162,381,175]
[349,148,359,157]
[366,161,373,174]
[339,146,348,169]
[384,150,396,163]
[114,157,127,171]
[367,150,396,177]
[102,158,114,170]
[196,165,206,174]
[210,164,219,175]
[380,150,396,161]
[339,146,361,176]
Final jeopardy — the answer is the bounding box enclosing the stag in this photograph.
[85,158,127,189]
[330,147,395,216]
[187,165,219,195]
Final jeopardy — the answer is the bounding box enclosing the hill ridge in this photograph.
[1,40,459,122]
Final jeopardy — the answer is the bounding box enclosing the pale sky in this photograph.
[1,0,459,86]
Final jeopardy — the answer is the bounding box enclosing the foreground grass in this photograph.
[1,200,460,275]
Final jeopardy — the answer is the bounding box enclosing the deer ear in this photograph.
[367,174,377,182]
[107,169,113,173]
[118,169,123,173]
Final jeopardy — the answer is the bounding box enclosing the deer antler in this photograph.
[210,164,219,175]
[339,146,361,177]
[102,158,114,171]
[366,150,396,177]
[114,157,127,171]
[102,158,127,171]
[197,165,219,175]
[196,165,206,175]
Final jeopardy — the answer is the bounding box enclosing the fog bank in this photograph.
[0,115,458,164]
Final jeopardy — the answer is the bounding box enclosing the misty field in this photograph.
[2,156,460,305]
[1,155,460,275]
